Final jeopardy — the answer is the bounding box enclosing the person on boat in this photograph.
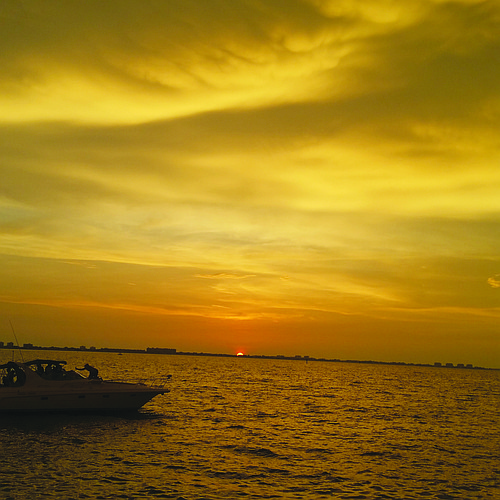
[76,363,99,379]
[52,362,65,380]
[35,362,45,377]
[44,363,55,379]
[2,363,26,387]
[1,368,14,387]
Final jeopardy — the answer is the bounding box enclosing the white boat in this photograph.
[0,359,169,413]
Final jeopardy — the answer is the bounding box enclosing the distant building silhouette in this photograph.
[146,347,177,354]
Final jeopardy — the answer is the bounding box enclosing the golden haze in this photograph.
[0,0,499,367]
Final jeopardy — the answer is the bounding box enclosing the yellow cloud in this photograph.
[1,0,500,366]
[488,275,500,288]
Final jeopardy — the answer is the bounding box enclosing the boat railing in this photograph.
[106,376,172,389]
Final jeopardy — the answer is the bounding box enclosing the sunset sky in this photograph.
[1,0,499,367]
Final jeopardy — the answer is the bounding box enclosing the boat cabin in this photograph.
[0,360,84,388]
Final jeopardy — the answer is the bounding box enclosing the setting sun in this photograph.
[236,352,244,357]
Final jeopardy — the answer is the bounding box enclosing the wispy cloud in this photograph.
[0,0,499,365]
[195,273,256,279]
[488,275,500,289]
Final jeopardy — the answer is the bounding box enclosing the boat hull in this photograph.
[0,388,165,413]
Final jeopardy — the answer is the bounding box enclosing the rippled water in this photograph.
[1,351,499,499]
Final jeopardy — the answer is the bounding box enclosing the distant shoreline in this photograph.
[0,343,494,370]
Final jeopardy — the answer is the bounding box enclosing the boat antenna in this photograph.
[9,319,24,362]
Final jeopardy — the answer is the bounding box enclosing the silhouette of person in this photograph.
[35,363,45,377]
[45,364,54,378]
[5,364,26,386]
[76,363,99,379]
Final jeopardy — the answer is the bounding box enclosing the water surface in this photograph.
[1,351,499,499]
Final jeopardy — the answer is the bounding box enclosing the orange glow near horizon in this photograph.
[0,1,499,368]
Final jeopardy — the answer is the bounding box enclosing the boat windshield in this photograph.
[25,360,84,381]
